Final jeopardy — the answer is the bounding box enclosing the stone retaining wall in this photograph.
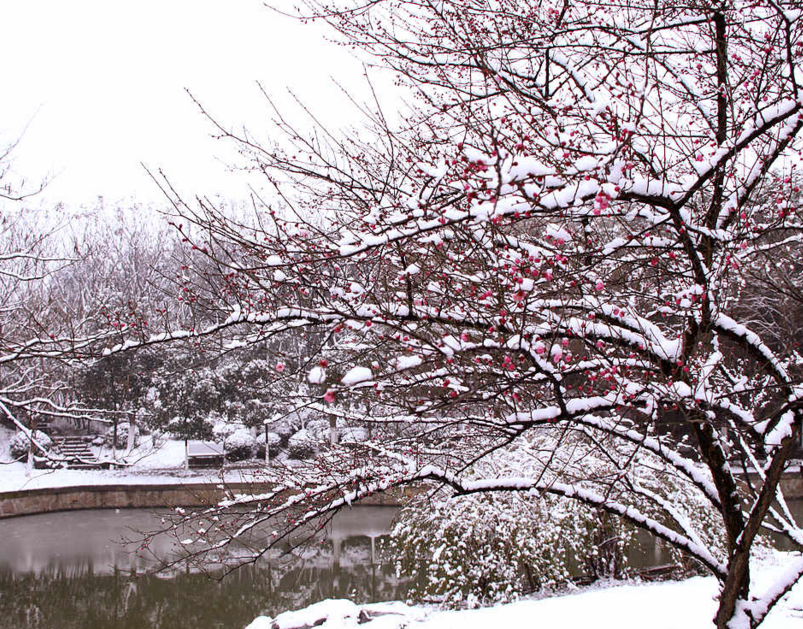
[2,475,800,520]
[777,477,803,499]
[0,482,402,519]
[742,474,803,500]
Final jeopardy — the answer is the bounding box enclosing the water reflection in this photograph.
[0,507,408,629]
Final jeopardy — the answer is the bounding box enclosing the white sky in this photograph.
[0,0,370,207]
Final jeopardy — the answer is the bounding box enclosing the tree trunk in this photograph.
[264,424,270,466]
[127,420,135,451]
[715,551,751,629]
[329,414,338,446]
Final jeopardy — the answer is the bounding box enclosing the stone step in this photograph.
[53,437,97,466]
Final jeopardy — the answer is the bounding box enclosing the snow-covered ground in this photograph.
[246,551,803,629]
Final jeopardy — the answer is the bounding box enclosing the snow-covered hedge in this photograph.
[306,418,332,442]
[387,490,634,607]
[224,427,256,461]
[211,414,238,440]
[288,429,317,459]
[9,430,53,459]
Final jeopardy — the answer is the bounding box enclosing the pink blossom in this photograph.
[276,363,286,373]
[323,389,337,404]
[593,192,610,215]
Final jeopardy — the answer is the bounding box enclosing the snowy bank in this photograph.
[0,429,264,494]
[245,552,803,629]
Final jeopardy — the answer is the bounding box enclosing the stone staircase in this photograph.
[54,436,99,469]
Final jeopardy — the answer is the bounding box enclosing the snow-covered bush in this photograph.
[287,429,317,459]
[340,426,369,444]
[105,422,140,449]
[224,427,256,461]
[270,420,295,445]
[307,417,348,442]
[306,418,331,442]
[210,412,237,440]
[255,431,282,458]
[134,408,151,435]
[387,430,737,608]
[387,490,634,607]
[9,430,53,459]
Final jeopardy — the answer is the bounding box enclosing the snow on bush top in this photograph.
[341,367,373,385]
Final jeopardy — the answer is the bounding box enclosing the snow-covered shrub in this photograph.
[210,412,237,440]
[270,420,295,445]
[306,417,347,442]
[638,470,731,575]
[9,430,53,459]
[387,427,736,609]
[255,431,282,458]
[387,490,634,607]
[105,422,140,449]
[340,426,369,444]
[134,408,151,435]
[287,429,317,459]
[224,427,256,461]
[306,418,331,442]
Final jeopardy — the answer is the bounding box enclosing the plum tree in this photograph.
[119,2,803,626]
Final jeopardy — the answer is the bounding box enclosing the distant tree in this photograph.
[0,135,46,202]
[0,143,111,466]
[119,2,803,626]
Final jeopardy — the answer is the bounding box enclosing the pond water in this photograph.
[0,506,407,629]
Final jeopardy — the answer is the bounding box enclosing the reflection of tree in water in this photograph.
[0,535,409,629]
[274,536,402,609]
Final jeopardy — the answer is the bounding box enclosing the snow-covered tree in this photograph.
[124,2,803,626]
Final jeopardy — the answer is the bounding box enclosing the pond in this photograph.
[0,506,407,629]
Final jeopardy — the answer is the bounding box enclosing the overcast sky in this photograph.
[0,1,369,207]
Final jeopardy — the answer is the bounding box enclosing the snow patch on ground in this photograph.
[245,551,803,629]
